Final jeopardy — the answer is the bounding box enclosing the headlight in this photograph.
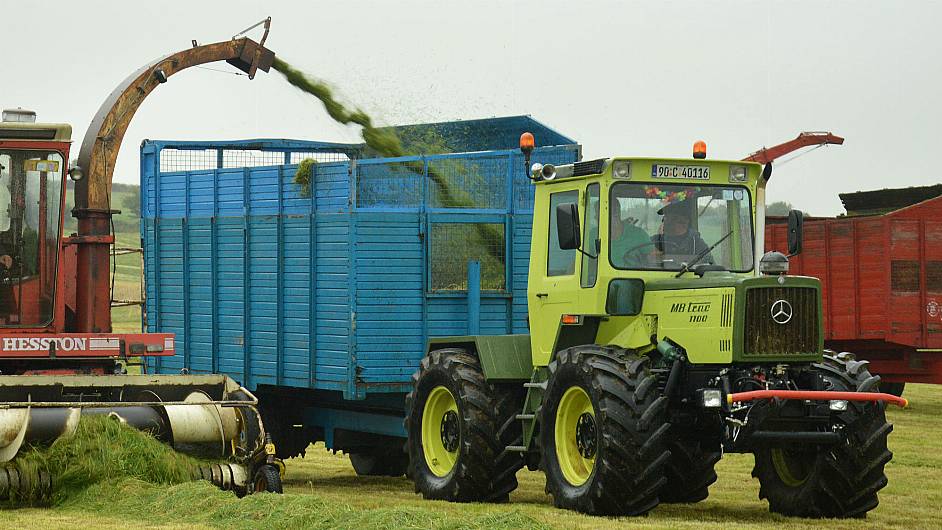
[759,251,789,275]
[700,389,723,408]
[729,165,747,183]
[68,162,84,181]
[829,399,848,411]
[612,160,631,179]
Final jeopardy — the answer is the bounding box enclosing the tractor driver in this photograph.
[651,200,713,266]
[610,199,655,268]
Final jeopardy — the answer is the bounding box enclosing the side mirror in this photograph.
[787,209,803,255]
[556,203,581,250]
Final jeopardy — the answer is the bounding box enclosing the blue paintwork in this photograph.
[467,261,481,335]
[141,117,579,443]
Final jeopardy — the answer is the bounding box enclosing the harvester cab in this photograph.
[0,30,281,500]
[406,135,907,518]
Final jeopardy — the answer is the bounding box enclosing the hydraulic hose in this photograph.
[728,389,908,408]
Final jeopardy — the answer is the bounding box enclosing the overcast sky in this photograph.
[4,0,940,215]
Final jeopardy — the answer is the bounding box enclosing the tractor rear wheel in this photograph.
[405,348,522,502]
[540,346,670,516]
[752,352,893,518]
[660,438,721,503]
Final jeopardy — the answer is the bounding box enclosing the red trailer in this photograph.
[766,185,942,393]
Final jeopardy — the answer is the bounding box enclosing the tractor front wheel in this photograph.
[405,348,522,502]
[752,352,893,518]
[540,346,671,516]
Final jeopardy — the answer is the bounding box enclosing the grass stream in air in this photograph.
[272,58,505,270]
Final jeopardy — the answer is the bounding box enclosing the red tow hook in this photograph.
[727,390,909,408]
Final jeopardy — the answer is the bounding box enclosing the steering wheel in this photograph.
[621,240,683,265]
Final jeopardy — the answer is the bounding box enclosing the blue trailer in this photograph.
[140,116,579,471]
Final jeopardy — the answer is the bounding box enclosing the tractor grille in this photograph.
[743,287,819,357]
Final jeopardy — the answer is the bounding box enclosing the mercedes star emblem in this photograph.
[770,299,793,325]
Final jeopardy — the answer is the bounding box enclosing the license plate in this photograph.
[651,164,710,180]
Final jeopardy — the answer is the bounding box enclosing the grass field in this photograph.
[3,384,939,529]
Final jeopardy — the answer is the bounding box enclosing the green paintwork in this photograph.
[447,152,828,454]
[427,335,532,381]
[641,274,823,364]
[526,157,766,366]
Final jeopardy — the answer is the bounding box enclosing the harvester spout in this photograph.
[72,36,275,334]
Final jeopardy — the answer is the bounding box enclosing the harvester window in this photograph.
[608,183,753,273]
[0,150,64,326]
[581,184,600,288]
[548,190,579,276]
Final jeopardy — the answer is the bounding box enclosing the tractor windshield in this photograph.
[609,182,754,272]
[0,149,64,326]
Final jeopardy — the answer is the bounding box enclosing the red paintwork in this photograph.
[0,333,174,358]
[729,389,908,408]
[743,132,845,164]
[0,139,177,369]
[766,196,942,385]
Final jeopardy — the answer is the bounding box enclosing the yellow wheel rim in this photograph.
[422,386,459,477]
[555,386,596,486]
[771,448,811,487]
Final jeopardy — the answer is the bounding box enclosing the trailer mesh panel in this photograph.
[744,286,819,356]
[430,223,505,291]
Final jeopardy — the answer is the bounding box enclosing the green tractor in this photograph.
[405,137,906,518]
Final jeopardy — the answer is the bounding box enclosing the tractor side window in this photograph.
[581,184,600,287]
[547,190,578,276]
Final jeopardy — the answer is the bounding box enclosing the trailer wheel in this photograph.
[252,464,283,494]
[350,447,409,477]
[540,346,670,516]
[405,348,522,502]
[752,353,893,518]
[660,438,721,503]
[881,381,905,397]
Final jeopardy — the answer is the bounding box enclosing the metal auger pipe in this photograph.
[0,374,267,463]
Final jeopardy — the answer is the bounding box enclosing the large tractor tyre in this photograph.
[881,381,905,397]
[539,346,671,516]
[752,352,893,518]
[350,447,409,477]
[405,348,523,503]
[660,438,722,503]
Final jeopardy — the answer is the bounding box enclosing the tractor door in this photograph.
[528,186,587,366]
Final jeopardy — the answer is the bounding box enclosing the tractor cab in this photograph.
[524,145,769,365]
[0,109,70,329]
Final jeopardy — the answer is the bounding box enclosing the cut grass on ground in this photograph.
[4,384,939,529]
